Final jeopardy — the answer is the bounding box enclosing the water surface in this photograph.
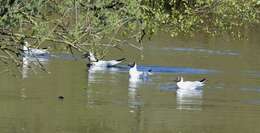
[1,32,260,133]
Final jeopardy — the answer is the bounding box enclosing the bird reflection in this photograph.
[22,55,49,79]
[128,75,148,112]
[86,66,124,106]
[128,76,144,133]
[87,66,123,83]
[128,80,142,111]
[176,88,203,111]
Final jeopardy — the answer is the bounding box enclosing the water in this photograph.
[1,32,260,133]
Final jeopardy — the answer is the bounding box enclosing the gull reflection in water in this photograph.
[128,76,148,133]
[128,76,148,113]
[176,88,203,111]
[86,66,123,106]
[22,55,49,79]
[87,66,122,83]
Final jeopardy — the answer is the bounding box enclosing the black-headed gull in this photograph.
[175,76,207,89]
[83,52,125,67]
[22,41,49,56]
[128,62,152,79]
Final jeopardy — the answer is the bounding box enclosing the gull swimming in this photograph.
[175,76,207,90]
[83,51,125,67]
[128,62,152,79]
[22,41,49,57]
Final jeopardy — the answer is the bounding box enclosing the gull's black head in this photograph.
[200,78,207,82]
[128,62,136,68]
[20,41,29,46]
[82,52,90,58]
[21,41,25,46]
[174,76,181,82]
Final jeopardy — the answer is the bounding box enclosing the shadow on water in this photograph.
[137,65,215,74]
[24,52,216,76]
[96,64,216,75]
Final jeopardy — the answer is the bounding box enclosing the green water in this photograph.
[1,31,260,133]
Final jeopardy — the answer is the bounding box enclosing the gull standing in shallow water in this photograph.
[83,52,125,67]
[175,76,207,90]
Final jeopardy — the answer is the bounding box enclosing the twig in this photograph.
[2,49,20,65]
[0,31,82,51]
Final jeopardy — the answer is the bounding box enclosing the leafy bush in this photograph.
[0,0,259,67]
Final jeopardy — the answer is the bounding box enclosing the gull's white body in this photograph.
[129,64,142,78]
[90,60,123,67]
[176,77,205,90]
[87,52,125,67]
[23,42,49,56]
[129,63,151,80]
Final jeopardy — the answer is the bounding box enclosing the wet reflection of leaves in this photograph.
[22,56,49,79]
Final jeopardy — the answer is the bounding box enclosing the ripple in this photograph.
[242,99,260,105]
[87,64,215,75]
[245,70,260,78]
[162,47,239,56]
[50,53,81,60]
[159,83,178,92]
[240,87,260,93]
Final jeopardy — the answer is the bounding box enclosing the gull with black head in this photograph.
[128,62,152,79]
[83,51,125,67]
[174,76,207,90]
[21,41,49,57]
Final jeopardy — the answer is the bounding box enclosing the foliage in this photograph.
[141,0,259,37]
[0,0,259,68]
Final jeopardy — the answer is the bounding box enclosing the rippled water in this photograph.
[1,32,260,133]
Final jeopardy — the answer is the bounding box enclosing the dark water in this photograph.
[1,32,260,133]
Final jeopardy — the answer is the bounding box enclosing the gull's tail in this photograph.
[199,78,207,83]
[116,58,126,62]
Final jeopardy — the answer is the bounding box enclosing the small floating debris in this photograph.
[58,96,64,100]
